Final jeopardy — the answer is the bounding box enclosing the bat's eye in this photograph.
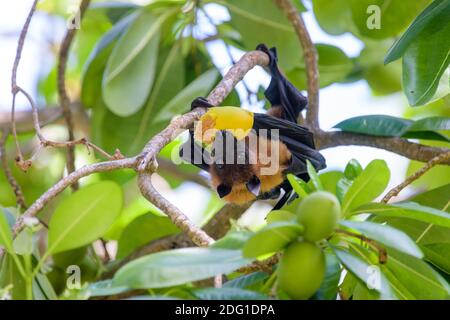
[217,184,232,198]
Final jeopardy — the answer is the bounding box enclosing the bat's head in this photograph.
[209,130,262,203]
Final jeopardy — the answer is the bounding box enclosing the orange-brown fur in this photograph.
[209,133,291,205]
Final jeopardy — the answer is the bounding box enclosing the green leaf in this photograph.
[47,181,123,254]
[117,214,179,259]
[223,271,269,289]
[408,116,450,131]
[87,280,130,297]
[312,0,353,35]
[334,115,450,141]
[334,115,412,136]
[402,9,450,106]
[314,251,341,300]
[192,287,268,300]
[355,202,450,228]
[421,242,450,273]
[102,9,174,116]
[319,171,344,196]
[287,44,353,88]
[385,249,450,299]
[224,0,303,71]
[81,11,137,108]
[385,0,450,63]
[306,160,324,191]
[342,160,390,214]
[113,248,250,289]
[153,68,219,123]
[0,208,13,253]
[94,43,186,156]
[212,230,252,250]
[265,210,296,224]
[337,160,362,202]
[340,220,423,258]
[13,229,33,256]
[332,248,394,298]
[286,174,309,198]
[350,0,432,39]
[0,255,26,299]
[242,221,303,258]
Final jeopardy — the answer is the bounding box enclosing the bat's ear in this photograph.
[191,97,214,110]
[217,184,232,198]
[246,175,261,197]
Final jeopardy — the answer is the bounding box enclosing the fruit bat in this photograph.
[180,44,326,209]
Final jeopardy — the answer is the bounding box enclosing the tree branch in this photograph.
[0,50,270,260]
[316,131,450,164]
[57,0,91,191]
[274,0,320,130]
[382,150,450,203]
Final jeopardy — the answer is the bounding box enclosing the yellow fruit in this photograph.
[278,241,326,300]
[296,191,341,241]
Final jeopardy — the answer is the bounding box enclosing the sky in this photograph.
[0,1,413,225]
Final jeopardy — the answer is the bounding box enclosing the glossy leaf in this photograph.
[334,115,449,141]
[350,0,432,39]
[334,115,412,136]
[312,0,353,35]
[192,287,268,300]
[117,214,179,259]
[224,0,303,71]
[319,171,344,196]
[354,202,450,228]
[286,174,309,198]
[223,272,269,289]
[113,248,250,289]
[153,68,219,122]
[87,280,129,297]
[341,160,390,214]
[306,160,324,191]
[212,230,253,250]
[81,11,137,107]
[314,252,341,300]
[102,9,174,116]
[242,221,303,258]
[287,44,353,88]
[333,248,394,298]
[421,243,450,273]
[402,8,450,106]
[47,181,123,254]
[340,220,423,258]
[385,249,450,299]
[385,0,450,63]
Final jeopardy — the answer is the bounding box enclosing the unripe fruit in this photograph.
[296,191,341,241]
[278,241,326,299]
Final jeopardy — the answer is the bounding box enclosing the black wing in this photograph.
[256,44,308,123]
[179,131,211,171]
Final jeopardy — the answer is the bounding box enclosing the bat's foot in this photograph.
[191,97,214,110]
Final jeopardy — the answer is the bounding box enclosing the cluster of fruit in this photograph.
[277,191,341,299]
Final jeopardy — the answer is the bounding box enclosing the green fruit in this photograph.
[278,241,326,300]
[296,191,341,241]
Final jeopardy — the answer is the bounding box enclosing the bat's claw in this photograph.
[191,97,214,110]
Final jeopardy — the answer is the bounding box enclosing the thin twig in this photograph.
[382,151,450,203]
[10,0,39,165]
[57,0,91,191]
[0,129,27,210]
[274,0,320,130]
[336,229,387,264]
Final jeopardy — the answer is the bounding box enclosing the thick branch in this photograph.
[57,0,91,190]
[316,131,450,164]
[275,0,319,130]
